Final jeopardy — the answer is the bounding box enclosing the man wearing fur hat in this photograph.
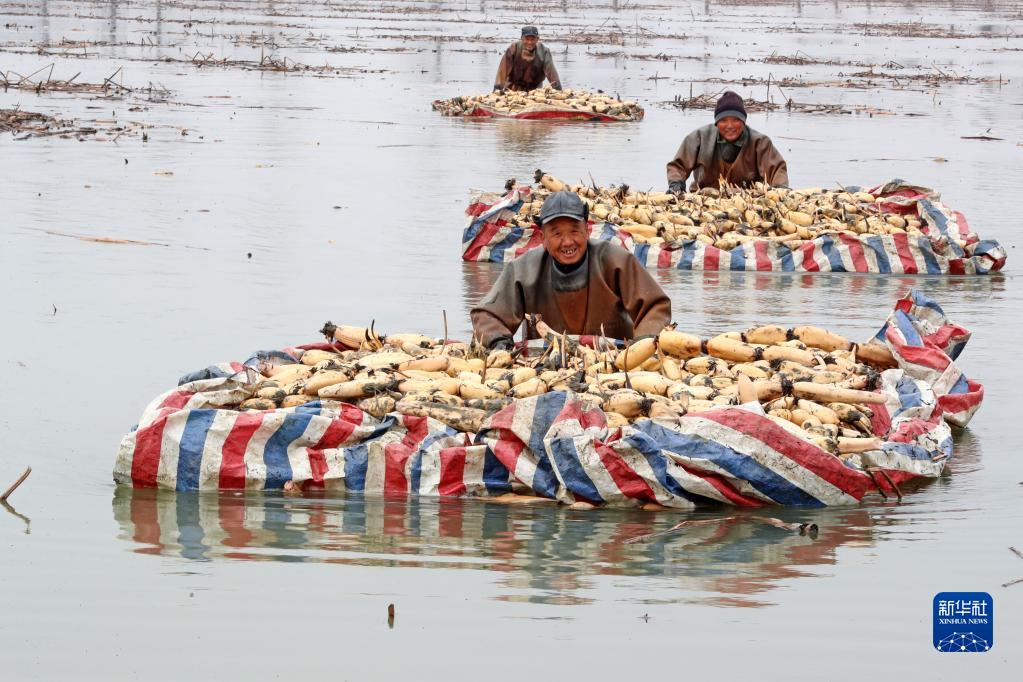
[666,91,788,192]
[494,26,562,92]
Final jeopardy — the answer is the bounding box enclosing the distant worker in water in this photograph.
[471,192,671,349]
[666,90,789,192]
[493,26,562,92]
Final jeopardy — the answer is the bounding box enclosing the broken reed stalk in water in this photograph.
[1000,547,1023,588]
[1,466,32,502]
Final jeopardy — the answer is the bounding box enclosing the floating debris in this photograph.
[587,49,705,62]
[726,54,1004,92]
[1,106,154,141]
[839,66,1006,87]
[660,89,898,117]
[1004,547,1023,588]
[1,107,63,135]
[1,466,31,502]
[851,21,1013,39]
[1,65,171,101]
[961,134,1005,141]
[184,49,386,77]
[44,230,169,246]
[663,91,779,113]
[760,51,855,66]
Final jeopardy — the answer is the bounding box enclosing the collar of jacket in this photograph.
[549,246,590,292]
[716,126,749,164]
[716,125,749,149]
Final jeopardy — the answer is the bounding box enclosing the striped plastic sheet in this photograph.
[113,291,981,507]
[461,181,1006,274]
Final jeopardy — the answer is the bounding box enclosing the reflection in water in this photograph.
[492,120,561,156]
[107,0,117,46]
[946,427,984,475]
[2,501,31,534]
[113,487,876,607]
[461,260,503,311]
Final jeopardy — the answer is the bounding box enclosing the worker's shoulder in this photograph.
[505,246,547,272]
[588,239,637,266]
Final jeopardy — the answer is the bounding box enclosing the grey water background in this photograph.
[1,0,1022,678]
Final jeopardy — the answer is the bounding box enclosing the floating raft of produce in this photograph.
[114,291,981,508]
[462,173,1006,274]
[432,87,644,122]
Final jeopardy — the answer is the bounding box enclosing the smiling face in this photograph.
[522,35,539,51]
[716,116,745,142]
[542,217,588,266]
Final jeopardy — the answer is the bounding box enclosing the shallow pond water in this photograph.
[2,1,1022,678]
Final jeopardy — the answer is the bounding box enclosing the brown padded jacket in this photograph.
[666,124,789,190]
[494,41,562,91]
[470,240,672,346]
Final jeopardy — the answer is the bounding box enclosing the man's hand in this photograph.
[668,180,685,194]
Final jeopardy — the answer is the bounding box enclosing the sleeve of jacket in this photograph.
[494,44,514,89]
[757,136,789,188]
[470,262,525,346]
[666,128,701,185]
[542,48,561,88]
[616,252,672,337]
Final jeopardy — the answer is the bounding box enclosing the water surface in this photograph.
[2,1,1022,678]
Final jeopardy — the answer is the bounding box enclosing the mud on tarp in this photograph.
[113,291,982,508]
[461,182,1006,274]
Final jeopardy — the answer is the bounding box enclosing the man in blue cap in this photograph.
[667,90,788,192]
[494,26,562,92]
[471,192,671,349]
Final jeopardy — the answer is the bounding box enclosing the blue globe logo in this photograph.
[936,632,990,652]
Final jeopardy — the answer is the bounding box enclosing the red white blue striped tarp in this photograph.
[113,291,982,507]
[461,181,1006,274]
